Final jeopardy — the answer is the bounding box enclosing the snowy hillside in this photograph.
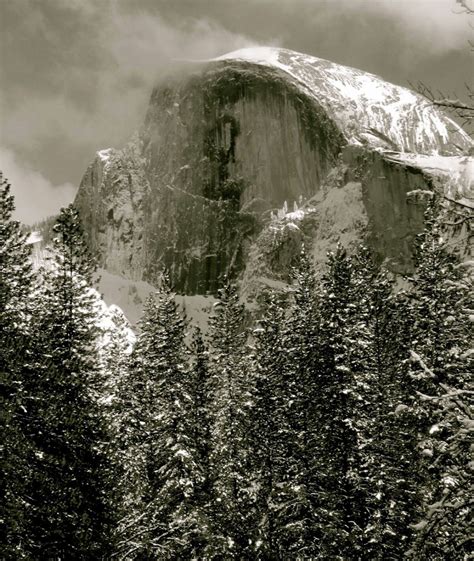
[97,268,216,331]
[382,152,474,204]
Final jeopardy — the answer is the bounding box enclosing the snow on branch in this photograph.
[409,351,473,418]
[409,350,437,379]
[432,99,473,111]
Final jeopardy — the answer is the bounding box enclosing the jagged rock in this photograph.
[74,47,473,303]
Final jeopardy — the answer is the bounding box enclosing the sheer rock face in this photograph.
[75,47,473,297]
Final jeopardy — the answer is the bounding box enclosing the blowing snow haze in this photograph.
[0,0,472,224]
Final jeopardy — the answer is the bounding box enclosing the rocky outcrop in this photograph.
[74,47,473,302]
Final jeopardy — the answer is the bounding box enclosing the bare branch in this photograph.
[411,78,474,137]
[455,0,474,14]
[443,195,474,210]
[432,99,474,111]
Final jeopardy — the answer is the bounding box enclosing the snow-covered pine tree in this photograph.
[404,200,473,559]
[96,302,135,531]
[313,244,427,558]
[205,282,256,558]
[116,278,205,559]
[22,205,116,558]
[187,327,213,552]
[97,303,134,411]
[348,246,423,557]
[267,248,322,559]
[249,293,291,558]
[406,199,471,386]
[0,176,35,558]
[314,244,374,557]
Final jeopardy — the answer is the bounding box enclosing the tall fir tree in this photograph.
[205,282,256,559]
[310,244,428,558]
[187,327,213,552]
[0,176,35,559]
[267,248,323,559]
[97,303,135,412]
[404,200,473,559]
[313,245,369,557]
[348,247,424,557]
[249,293,288,559]
[116,279,206,559]
[22,205,116,558]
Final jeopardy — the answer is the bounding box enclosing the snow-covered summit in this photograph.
[211,47,472,156]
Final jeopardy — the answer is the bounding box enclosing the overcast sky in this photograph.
[0,0,472,223]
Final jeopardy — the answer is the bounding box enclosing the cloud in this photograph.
[2,1,469,164]
[354,0,472,54]
[0,1,256,180]
[249,0,472,51]
[0,1,258,224]
[0,146,77,224]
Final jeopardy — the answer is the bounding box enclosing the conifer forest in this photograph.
[1,174,472,560]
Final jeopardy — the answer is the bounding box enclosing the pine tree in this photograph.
[22,205,116,558]
[348,247,423,557]
[187,328,213,552]
[116,280,205,559]
[0,176,35,558]
[404,200,473,559]
[267,249,322,559]
[405,199,470,385]
[97,302,135,411]
[310,245,426,558]
[312,245,368,557]
[249,293,291,559]
[205,282,256,558]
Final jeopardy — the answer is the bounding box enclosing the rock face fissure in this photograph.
[74,47,473,298]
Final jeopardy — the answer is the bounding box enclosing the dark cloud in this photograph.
[0,0,471,223]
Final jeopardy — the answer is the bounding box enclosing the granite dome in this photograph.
[74,47,472,305]
[210,47,471,155]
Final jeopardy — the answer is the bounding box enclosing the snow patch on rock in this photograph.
[383,152,474,200]
[97,148,113,164]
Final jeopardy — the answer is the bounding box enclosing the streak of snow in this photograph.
[406,190,434,197]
